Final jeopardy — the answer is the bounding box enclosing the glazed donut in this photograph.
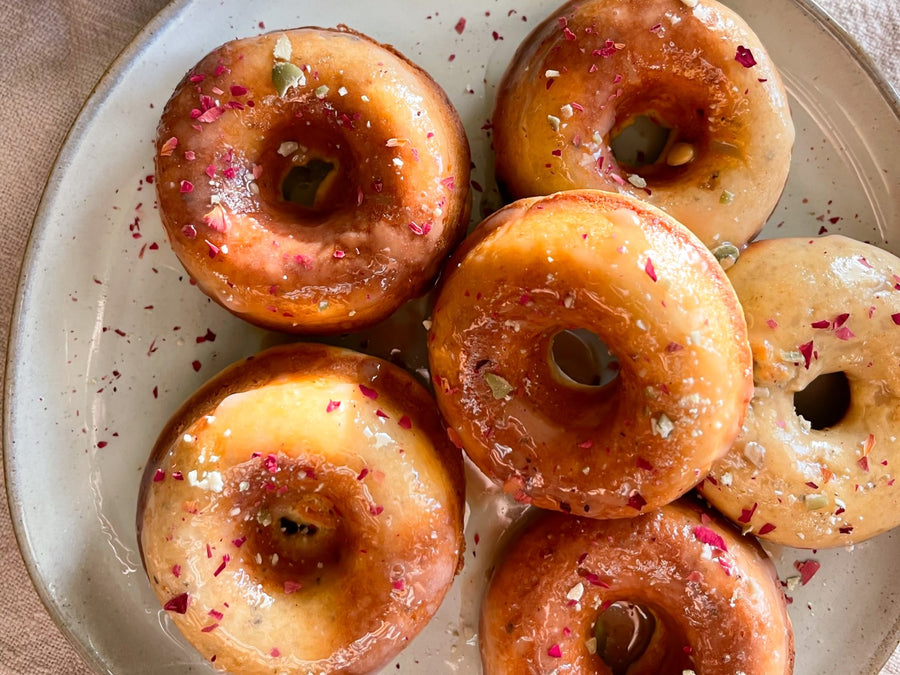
[491,0,794,250]
[137,343,465,673]
[700,235,900,548]
[427,189,752,519]
[480,500,794,674]
[155,26,471,333]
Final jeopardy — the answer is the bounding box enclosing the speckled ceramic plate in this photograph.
[5,0,899,672]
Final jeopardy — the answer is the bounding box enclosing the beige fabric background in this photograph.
[0,0,897,673]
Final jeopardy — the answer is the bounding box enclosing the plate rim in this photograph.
[3,0,899,671]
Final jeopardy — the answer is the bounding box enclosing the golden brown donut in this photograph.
[480,500,794,674]
[155,27,471,333]
[137,343,465,673]
[700,235,900,548]
[492,0,794,250]
[427,190,752,519]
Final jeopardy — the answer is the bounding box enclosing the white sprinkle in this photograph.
[338,86,348,96]
[628,174,647,188]
[392,157,404,167]
[545,69,560,78]
[182,434,194,443]
[566,582,585,602]
[273,35,292,61]
[239,481,250,492]
[278,141,299,156]
[651,413,675,438]
[229,507,241,517]
[547,115,561,132]
[187,469,223,493]
[560,104,574,119]
[361,94,370,102]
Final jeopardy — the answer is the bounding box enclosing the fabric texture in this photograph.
[0,0,896,673]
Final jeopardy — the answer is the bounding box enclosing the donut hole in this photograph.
[609,114,671,170]
[593,601,656,673]
[549,329,619,388]
[282,159,336,208]
[255,126,356,219]
[608,88,716,183]
[793,371,851,430]
[593,601,694,674]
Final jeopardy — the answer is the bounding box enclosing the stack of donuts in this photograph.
[139,1,900,673]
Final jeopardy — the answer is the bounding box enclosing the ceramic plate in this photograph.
[6,0,900,672]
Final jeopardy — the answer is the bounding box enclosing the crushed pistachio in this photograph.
[805,493,829,510]
[548,115,561,132]
[315,85,329,99]
[719,189,735,204]
[257,508,273,527]
[484,372,514,399]
[585,637,598,655]
[781,349,803,363]
[272,61,305,97]
[627,174,647,189]
[712,243,740,270]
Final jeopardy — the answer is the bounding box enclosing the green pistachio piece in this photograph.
[712,243,740,270]
[272,61,305,97]
[483,372,514,399]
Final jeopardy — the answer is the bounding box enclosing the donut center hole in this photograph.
[282,158,336,208]
[609,114,672,170]
[279,516,319,537]
[550,329,619,387]
[593,601,656,675]
[794,371,851,430]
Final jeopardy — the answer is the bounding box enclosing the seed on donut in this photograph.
[666,142,696,167]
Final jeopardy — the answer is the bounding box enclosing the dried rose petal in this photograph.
[692,526,727,551]
[891,313,900,325]
[398,415,412,429]
[159,136,178,156]
[283,580,302,594]
[626,491,646,511]
[738,502,758,524]
[264,454,278,472]
[735,45,756,68]
[454,17,466,34]
[794,559,821,585]
[359,384,379,400]
[757,522,777,535]
[548,644,562,658]
[153,469,166,482]
[164,592,189,614]
[326,400,341,412]
[798,341,814,369]
[644,258,657,282]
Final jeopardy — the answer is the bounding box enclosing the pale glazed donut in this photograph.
[155,27,471,333]
[492,0,794,250]
[480,500,794,674]
[137,343,465,673]
[700,235,900,548]
[427,189,752,519]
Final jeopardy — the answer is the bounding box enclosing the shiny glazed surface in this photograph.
[428,190,753,519]
[492,0,794,250]
[700,236,900,548]
[155,27,471,333]
[480,500,794,674]
[137,343,466,673]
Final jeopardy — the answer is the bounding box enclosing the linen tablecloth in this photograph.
[1,0,897,673]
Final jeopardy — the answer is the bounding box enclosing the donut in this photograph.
[699,235,900,548]
[136,343,466,673]
[480,500,794,674]
[427,189,752,519]
[491,0,794,251]
[155,26,471,333]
